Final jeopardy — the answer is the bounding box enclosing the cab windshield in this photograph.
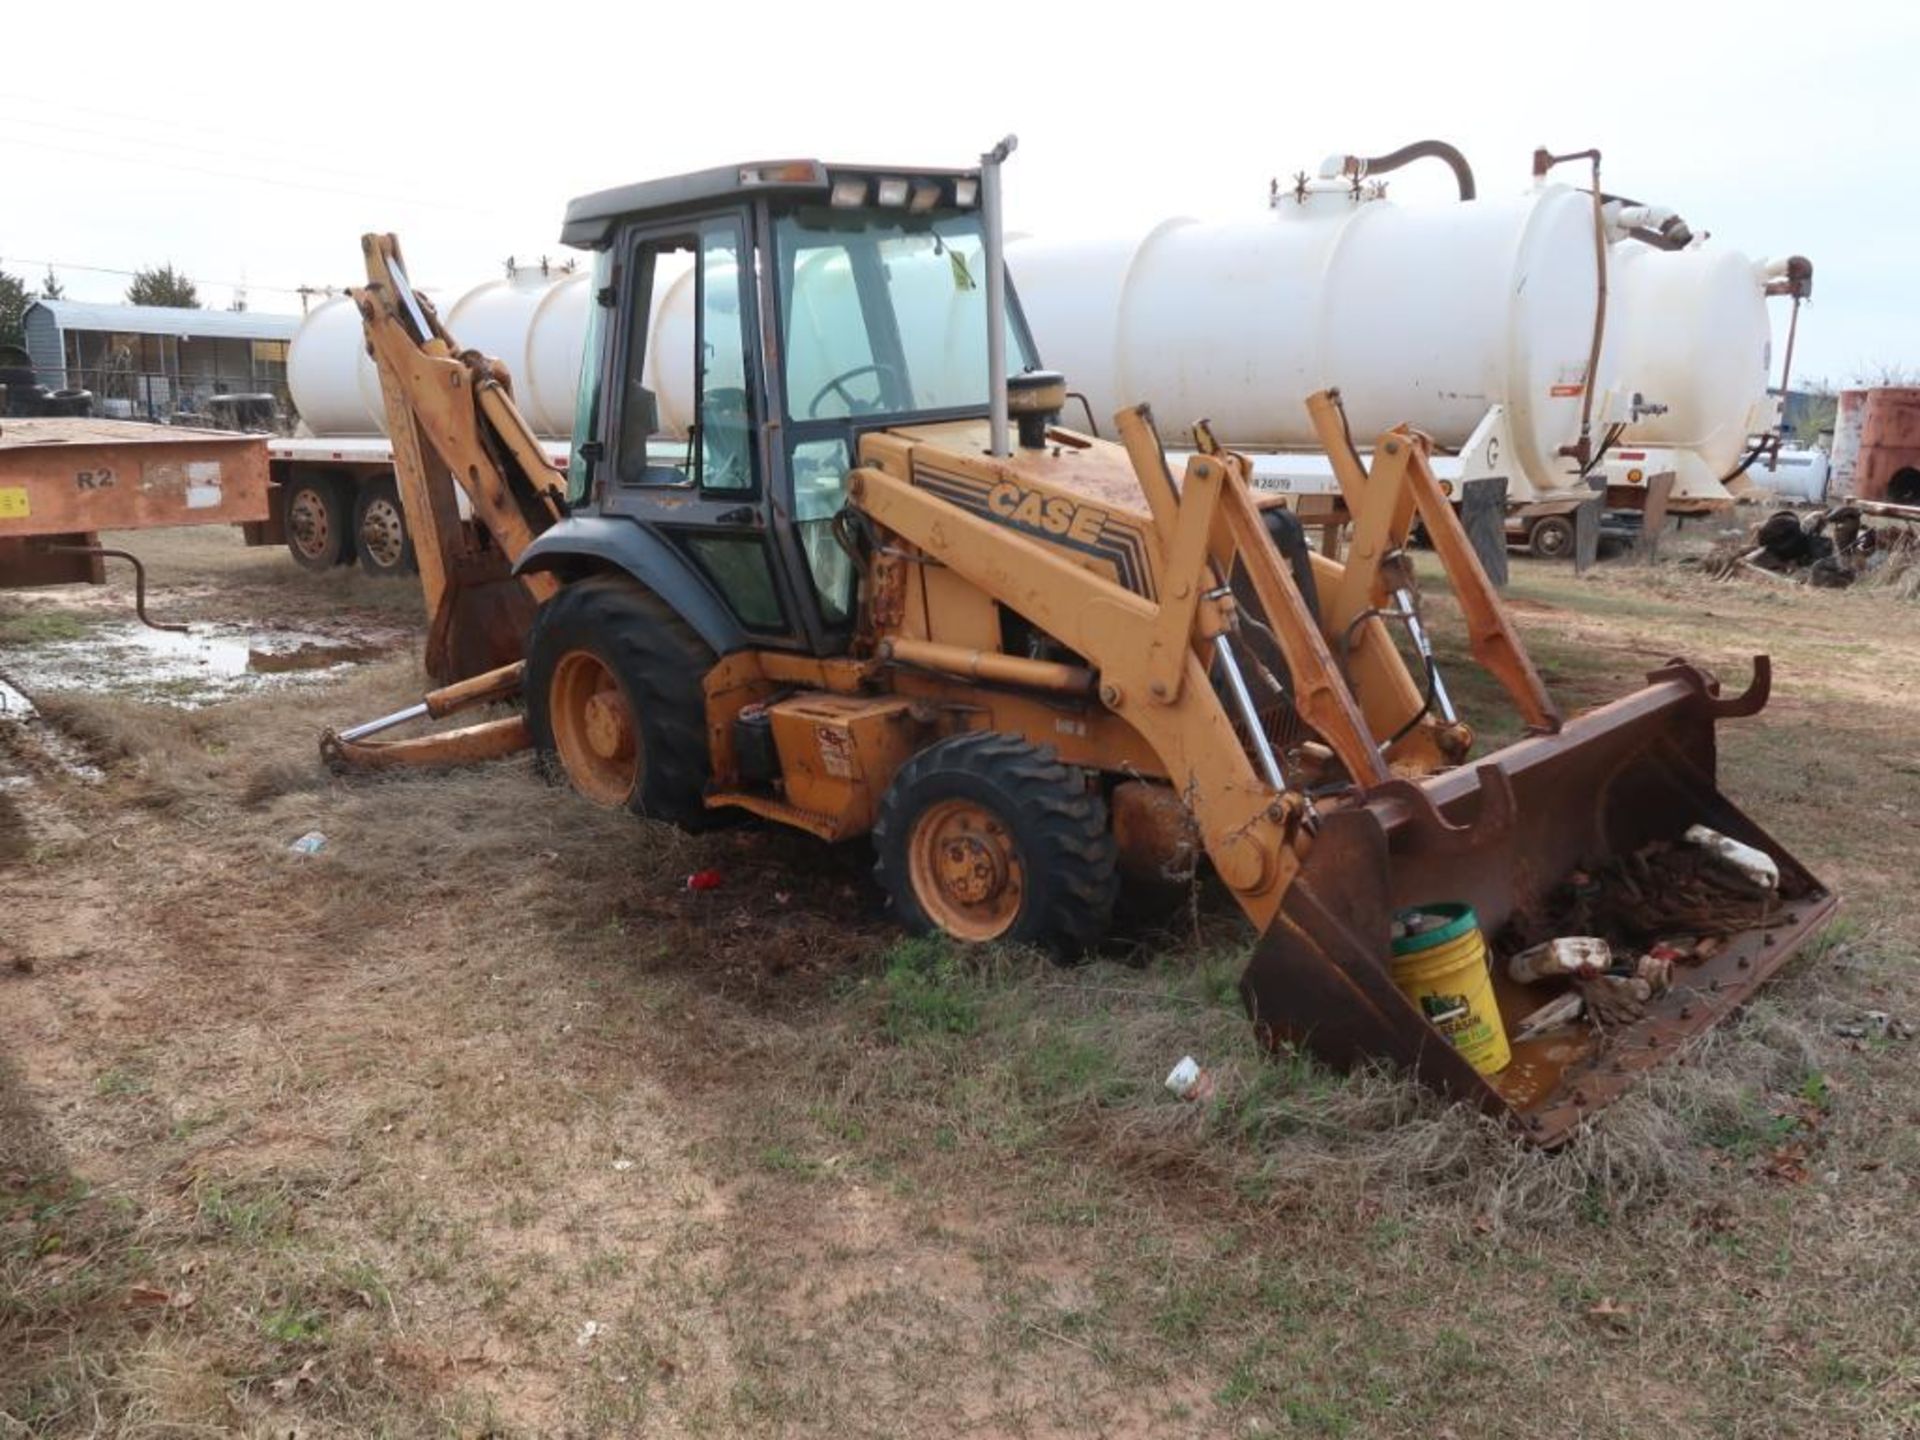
[775,206,1034,422]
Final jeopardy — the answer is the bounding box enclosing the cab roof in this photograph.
[560,160,984,248]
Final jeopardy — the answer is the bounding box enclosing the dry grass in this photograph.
[5,533,1920,1437]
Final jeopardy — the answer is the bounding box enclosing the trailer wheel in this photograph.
[874,732,1117,956]
[525,574,715,826]
[353,476,417,577]
[1527,515,1576,560]
[283,473,353,571]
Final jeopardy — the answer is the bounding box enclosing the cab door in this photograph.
[598,210,800,641]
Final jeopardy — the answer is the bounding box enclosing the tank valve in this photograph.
[1007,370,1068,450]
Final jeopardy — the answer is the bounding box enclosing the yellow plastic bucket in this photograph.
[1389,904,1511,1075]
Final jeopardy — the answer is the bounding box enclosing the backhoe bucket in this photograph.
[1242,658,1837,1146]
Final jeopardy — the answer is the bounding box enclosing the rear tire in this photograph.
[353,475,417,577]
[1527,515,1575,560]
[525,574,715,826]
[283,472,353,571]
[873,732,1117,956]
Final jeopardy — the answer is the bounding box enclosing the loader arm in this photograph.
[854,409,1352,933]
[354,233,568,683]
[1306,389,1561,744]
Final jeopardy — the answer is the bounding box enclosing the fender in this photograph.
[513,513,748,656]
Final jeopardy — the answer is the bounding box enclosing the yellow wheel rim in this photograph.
[549,650,639,806]
[907,798,1024,941]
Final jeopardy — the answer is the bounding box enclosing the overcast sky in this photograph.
[3,0,1913,385]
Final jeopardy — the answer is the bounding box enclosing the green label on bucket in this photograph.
[1423,992,1495,1049]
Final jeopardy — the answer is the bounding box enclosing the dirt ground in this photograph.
[3,523,1918,1438]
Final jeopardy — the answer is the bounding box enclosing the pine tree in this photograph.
[0,266,30,348]
[126,263,200,308]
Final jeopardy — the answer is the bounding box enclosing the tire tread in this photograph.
[873,731,1117,956]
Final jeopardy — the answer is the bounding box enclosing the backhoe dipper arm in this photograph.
[354,233,567,683]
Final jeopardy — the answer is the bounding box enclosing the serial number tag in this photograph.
[0,487,29,519]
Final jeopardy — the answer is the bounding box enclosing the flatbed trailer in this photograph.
[0,418,269,589]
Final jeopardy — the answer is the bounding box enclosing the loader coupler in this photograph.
[1242,658,1838,1146]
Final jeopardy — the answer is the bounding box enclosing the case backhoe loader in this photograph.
[327,144,1835,1145]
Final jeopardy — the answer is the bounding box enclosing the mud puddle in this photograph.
[1,619,412,708]
[0,675,105,807]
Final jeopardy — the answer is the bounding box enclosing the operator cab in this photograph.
[553,160,1039,656]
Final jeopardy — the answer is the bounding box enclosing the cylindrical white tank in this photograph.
[286,294,389,435]
[1006,179,1615,493]
[446,267,592,437]
[1609,244,1775,477]
[289,267,588,440]
[1740,448,1830,504]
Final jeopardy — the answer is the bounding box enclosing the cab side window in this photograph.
[615,219,756,493]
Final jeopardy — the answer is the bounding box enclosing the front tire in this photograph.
[1527,515,1575,560]
[874,732,1117,956]
[524,575,715,825]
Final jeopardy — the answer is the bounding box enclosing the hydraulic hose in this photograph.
[1722,434,1778,486]
[1602,195,1696,251]
[1338,140,1477,201]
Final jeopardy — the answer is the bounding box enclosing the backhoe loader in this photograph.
[328,143,1835,1145]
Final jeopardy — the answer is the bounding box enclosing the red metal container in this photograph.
[1855,387,1920,504]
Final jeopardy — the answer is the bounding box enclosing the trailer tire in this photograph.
[1527,515,1575,560]
[874,732,1117,957]
[524,574,716,827]
[353,475,417,577]
[283,472,354,571]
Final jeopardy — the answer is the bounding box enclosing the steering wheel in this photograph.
[807,362,901,419]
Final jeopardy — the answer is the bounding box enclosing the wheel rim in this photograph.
[360,496,408,569]
[288,488,331,561]
[549,650,640,806]
[1534,522,1572,558]
[907,798,1024,941]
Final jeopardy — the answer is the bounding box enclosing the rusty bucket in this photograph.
[1241,657,1837,1146]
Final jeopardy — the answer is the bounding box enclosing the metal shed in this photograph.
[23,300,302,422]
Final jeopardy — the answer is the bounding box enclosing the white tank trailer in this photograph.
[273,144,1810,570]
[1009,142,1811,535]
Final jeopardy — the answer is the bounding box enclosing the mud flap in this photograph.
[1241,658,1839,1145]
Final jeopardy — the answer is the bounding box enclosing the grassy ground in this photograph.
[3,527,1918,1437]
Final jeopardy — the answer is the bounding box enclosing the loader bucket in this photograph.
[1241,658,1838,1146]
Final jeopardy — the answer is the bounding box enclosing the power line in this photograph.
[0,88,361,153]
[0,110,394,186]
[0,129,522,220]
[0,254,334,299]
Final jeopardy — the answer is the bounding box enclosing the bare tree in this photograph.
[1851,361,1920,387]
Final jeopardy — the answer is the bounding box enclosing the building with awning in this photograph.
[22,299,302,421]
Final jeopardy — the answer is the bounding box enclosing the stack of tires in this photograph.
[0,363,93,418]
